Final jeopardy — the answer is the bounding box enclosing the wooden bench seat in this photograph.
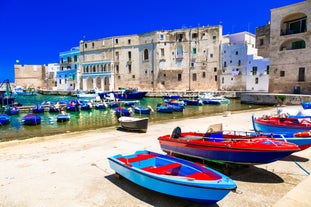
[186,172,215,180]
[142,163,182,175]
[117,153,156,166]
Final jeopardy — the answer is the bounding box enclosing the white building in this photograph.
[220,32,269,92]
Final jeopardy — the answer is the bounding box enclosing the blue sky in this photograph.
[0,0,303,82]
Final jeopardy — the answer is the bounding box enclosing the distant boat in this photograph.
[132,105,152,115]
[57,112,70,123]
[156,103,174,113]
[108,150,236,205]
[76,88,101,98]
[110,88,147,100]
[0,114,10,126]
[32,104,45,113]
[252,114,311,134]
[22,113,41,125]
[115,106,131,117]
[4,106,20,115]
[301,102,311,109]
[118,116,149,132]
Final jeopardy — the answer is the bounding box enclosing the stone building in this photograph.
[14,64,47,89]
[57,47,80,91]
[80,25,222,91]
[268,0,311,93]
[220,32,270,92]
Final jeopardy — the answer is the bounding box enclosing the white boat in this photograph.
[118,116,149,132]
[76,88,102,98]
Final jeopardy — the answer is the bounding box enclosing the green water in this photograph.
[0,94,267,142]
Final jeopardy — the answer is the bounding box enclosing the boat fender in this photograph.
[294,130,311,137]
[171,127,181,138]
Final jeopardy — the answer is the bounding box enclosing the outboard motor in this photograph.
[171,126,181,138]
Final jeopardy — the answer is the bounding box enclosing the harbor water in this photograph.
[0,94,269,142]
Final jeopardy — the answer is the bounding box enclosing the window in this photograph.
[191,62,194,67]
[212,36,216,40]
[115,52,119,60]
[115,39,118,44]
[252,66,258,75]
[266,65,270,74]
[259,39,264,46]
[177,45,183,58]
[214,67,217,72]
[192,33,197,39]
[128,51,132,59]
[292,40,306,49]
[92,42,94,48]
[159,34,164,40]
[192,48,197,54]
[132,75,135,79]
[128,64,132,73]
[84,43,87,48]
[298,67,305,82]
[280,71,285,77]
[128,39,131,44]
[144,49,149,60]
[238,60,241,66]
[116,65,119,73]
[235,51,238,55]
[74,55,77,62]
[177,34,183,42]
[214,75,217,82]
[255,77,259,84]
[210,54,213,58]
[161,48,165,56]
[224,61,227,67]
[192,73,197,81]
[178,74,182,81]
[202,72,206,78]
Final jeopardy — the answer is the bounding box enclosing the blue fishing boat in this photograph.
[108,150,236,204]
[156,103,174,113]
[56,112,70,122]
[66,100,81,112]
[0,114,10,126]
[252,114,311,134]
[22,113,41,125]
[301,102,311,109]
[115,106,131,117]
[32,104,45,113]
[111,88,147,100]
[4,106,20,115]
[132,105,152,115]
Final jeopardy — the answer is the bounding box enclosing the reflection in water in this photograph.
[0,95,269,142]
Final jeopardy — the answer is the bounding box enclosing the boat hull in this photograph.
[252,114,311,134]
[108,150,236,204]
[22,114,41,125]
[118,116,148,132]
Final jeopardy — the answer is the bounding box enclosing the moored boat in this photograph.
[22,113,41,125]
[252,114,311,134]
[0,114,10,126]
[108,150,236,204]
[110,88,147,100]
[158,127,300,165]
[132,105,152,115]
[118,116,149,132]
[56,111,70,122]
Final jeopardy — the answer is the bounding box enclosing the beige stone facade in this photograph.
[269,0,311,93]
[14,64,47,89]
[80,26,222,91]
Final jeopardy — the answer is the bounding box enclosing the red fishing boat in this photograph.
[158,126,300,165]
